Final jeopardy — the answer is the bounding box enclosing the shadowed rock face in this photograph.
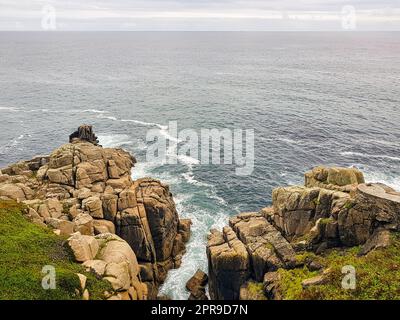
[0,126,191,300]
[207,227,250,300]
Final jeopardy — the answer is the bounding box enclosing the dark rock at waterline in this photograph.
[69,124,99,145]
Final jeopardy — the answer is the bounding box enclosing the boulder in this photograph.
[186,269,208,293]
[0,183,27,201]
[95,233,140,280]
[67,232,99,262]
[103,262,131,291]
[93,219,116,234]
[179,219,192,243]
[102,193,118,221]
[82,259,107,278]
[359,229,391,256]
[45,217,74,236]
[301,268,332,289]
[46,165,73,185]
[73,213,94,236]
[82,196,103,219]
[305,166,364,191]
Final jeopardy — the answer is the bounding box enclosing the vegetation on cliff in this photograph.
[0,200,111,300]
[278,233,400,300]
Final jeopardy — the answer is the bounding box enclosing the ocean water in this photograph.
[0,32,399,299]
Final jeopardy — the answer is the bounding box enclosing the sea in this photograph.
[0,31,399,299]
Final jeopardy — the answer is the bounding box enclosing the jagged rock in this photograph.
[305,166,364,191]
[301,275,327,288]
[82,196,103,218]
[46,165,74,185]
[93,219,116,234]
[0,125,189,301]
[116,205,155,262]
[179,219,192,243]
[0,183,28,201]
[301,268,332,289]
[139,263,155,282]
[229,212,296,281]
[104,261,131,291]
[172,233,185,257]
[186,269,209,300]
[106,176,132,191]
[272,186,320,239]
[25,207,45,226]
[95,233,140,280]
[45,198,63,218]
[359,229,391,256]
[102,193,118,221]
[355,183,400,228]
[76,273,87,291]
[69,125,99,145]
[67,232,99,262]
[186,269,208,293]
[73,213,94,235]
[82,259,107,278]
[207,227,250,300]
[136,178,179,262]
[188,289,208,300]
[263,271,282,300]
[45,217,74,236]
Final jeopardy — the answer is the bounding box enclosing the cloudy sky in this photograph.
[0,0,399,31]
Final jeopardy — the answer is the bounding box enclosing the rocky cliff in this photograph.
[207,166,400,300]
[0,125,191,300]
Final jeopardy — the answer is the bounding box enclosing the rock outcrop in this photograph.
[207,227,250,300]
[207,165,400,300]
[0,125,191,299]
[186,269,209,300]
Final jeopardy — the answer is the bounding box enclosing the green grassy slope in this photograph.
[0,200,111,300]
[278,233,400,300]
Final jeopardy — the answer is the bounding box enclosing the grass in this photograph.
[246,281,267,300]
[343,201,355,209]
[277,233,400,300]
[0,200,112,300]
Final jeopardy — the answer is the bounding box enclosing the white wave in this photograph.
[81,109,108,114]
[340,151,400,162]
[26,108,50,113]
[182,171,208,187]
[97,134,133,148]
[177,154,200,166]
[159,128,182,143]
[96,114,117,121]
[0,106,19,112]
[121,119,168,130]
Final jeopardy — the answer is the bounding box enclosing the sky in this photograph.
[0,0,399,31]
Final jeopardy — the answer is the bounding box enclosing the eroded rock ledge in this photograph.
[207,166,400,300]
[0,125,191,300]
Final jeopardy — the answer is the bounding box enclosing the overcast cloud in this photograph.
[0,0,399,31]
